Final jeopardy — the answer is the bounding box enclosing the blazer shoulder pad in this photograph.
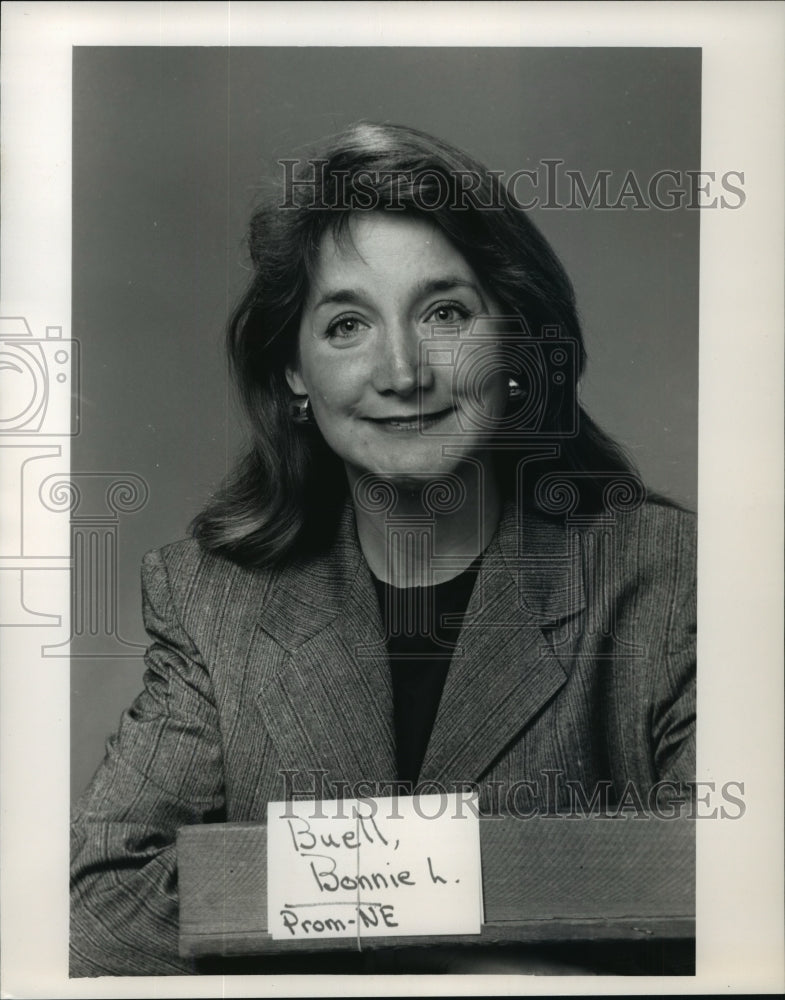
[141,537,279,636]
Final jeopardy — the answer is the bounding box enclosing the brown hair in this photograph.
[191,122,637,567]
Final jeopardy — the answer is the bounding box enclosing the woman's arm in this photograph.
[70,548,225,977]
[650,510,697,786]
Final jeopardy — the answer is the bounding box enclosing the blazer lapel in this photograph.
[421,503,586,785]
[254,499,586,793]
[254,507,397,790]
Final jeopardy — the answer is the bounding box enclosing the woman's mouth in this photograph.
[366,406,455,432]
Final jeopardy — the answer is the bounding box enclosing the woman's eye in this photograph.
[425,303,471,324]
[326,315,367,340]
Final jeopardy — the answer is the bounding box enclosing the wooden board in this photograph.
[178,814,695,958]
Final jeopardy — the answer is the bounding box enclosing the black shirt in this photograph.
[371,559,481,788]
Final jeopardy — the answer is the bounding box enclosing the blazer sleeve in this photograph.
[70,547,225,977]
[649,510,697,786]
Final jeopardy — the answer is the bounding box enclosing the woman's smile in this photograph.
[364,404,457,431]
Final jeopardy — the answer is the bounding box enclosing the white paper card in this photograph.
[267,793,482,940]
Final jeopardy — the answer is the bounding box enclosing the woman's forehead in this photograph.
[307,212,479,297]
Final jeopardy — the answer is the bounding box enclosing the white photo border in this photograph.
[1,1,783,996]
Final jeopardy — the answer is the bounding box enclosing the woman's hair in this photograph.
[191,121,640,567]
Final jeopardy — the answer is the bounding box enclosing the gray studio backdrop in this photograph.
[71,47,700,801]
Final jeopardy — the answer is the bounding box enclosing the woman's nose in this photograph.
[372,323,434,396]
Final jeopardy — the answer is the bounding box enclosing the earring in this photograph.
[508,377,524,400]
[289,395,314,425]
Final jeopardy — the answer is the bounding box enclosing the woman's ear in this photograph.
[285,365,308,396]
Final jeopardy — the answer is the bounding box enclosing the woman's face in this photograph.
[287,212,509,489]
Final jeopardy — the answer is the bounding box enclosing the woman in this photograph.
[70,122,696,976]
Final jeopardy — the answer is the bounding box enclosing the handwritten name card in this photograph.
[267,793,482,940]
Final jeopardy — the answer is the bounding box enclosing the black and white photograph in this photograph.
[1,2,783,996]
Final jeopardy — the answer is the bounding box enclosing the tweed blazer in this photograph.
[70,498,696,976]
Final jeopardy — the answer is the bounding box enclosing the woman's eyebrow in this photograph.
[311,276,483,311]
[414,277,483,300]
[311,287,368,310]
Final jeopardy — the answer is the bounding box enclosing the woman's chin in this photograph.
[344,450,483,497]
